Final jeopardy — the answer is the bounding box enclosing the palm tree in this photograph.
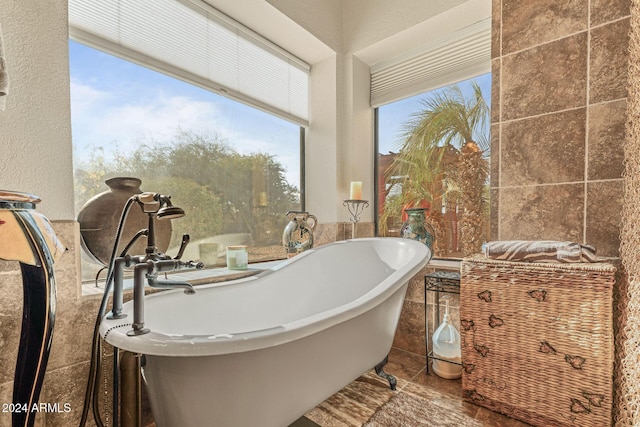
[381,82,490,256]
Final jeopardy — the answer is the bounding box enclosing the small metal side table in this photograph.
[424,271,461,373]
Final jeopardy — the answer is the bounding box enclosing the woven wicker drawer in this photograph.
[460,257,616,427]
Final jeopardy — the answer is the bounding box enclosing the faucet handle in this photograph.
[174,234,190,260]
[180,260,204,270]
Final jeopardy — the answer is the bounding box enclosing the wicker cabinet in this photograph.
[460,257,616,427]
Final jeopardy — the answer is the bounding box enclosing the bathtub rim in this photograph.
[99,237,430,356]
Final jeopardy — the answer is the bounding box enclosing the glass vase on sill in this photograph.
[401,207,435,257]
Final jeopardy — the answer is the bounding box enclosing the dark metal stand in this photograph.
[424,271,461,374]
[4,207,58,427]
[374,356,396,390]
[343,200,369,238]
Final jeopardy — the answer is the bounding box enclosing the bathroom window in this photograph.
[376,73,491,259]
[70,41,303,285]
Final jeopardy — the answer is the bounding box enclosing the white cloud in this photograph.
[70,78,114,113]
[71,83,223,159]
[71,78,300,187]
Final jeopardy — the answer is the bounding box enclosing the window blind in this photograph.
[370,18,491,107]
[68,0,310,126]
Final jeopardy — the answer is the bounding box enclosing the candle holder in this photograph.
[343,199,369,238]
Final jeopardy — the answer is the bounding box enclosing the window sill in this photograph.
[81,259,285,296]
[82,256,459,296]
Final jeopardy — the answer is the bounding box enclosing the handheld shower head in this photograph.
[157,205,185,220]
[134,193,184,219]
[156,194,185,219]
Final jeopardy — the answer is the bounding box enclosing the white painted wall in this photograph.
[0,1,74,220]
[306,53,374,223]
[336,54,374,221]
[343,0,467,53]
[306,54,340,222]
[266,0,344,54]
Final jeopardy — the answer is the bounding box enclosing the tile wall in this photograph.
[491,0,630,257]
[0,221,106,427]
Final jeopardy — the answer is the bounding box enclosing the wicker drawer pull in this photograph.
[571,391,605,414]
[565,354,586,370]
[477,290,492,302]
[528,289,547,302]
[539,341,557,354]
[474,343,490,357]
[461,319,475,331]
[488,314,504,328]
[539,341,586,369]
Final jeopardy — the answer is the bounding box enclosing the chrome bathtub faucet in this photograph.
[127,258,203,336]
[108,254,203,336]
[105,193,204,335]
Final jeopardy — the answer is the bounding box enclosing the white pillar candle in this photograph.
[349,181,362,200]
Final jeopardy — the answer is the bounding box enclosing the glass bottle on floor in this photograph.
[432,297,462,379]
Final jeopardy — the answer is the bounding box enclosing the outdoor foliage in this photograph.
[74,130,300,247]
[381,82,490,257]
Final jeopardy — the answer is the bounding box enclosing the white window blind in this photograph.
[370,19,491,107]
[68,0,310,126]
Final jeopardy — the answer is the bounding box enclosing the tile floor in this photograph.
[294,347,531,426]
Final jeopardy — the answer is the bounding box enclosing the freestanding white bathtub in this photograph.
[100,238,430,427]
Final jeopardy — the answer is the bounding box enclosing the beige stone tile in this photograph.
[404,265,429,303]
[392,299,426,356]
[501,0,587,54]
[50,221,81,302]
[42,354,114,427]
[491,58,502,127]
[490,123,499,188]
[590,18,630,104]
[314,223,338,246]
[499,184,584,241]
[0,381,13,427]
[502,33,587,121]
[586,180,623,257]
[501,108,586,186]
[409,368,465,399]
[403,380,479,419]
[491,0,501,59]
[0,269,23,385]
[386,347,426,383]
[591,0,630,27]
[40,362,93,427]
[47,297,101,370]
[345,221,374,239]
[588,99,626,180]
[490,189,499,240]
[304,371,396,427]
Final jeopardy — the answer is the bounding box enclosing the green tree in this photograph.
[382,82,490,256]
[74,129,299,248]
[136,175,223,244]
[122,130,299,243]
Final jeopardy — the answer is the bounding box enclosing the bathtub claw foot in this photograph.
[374,356,396,390]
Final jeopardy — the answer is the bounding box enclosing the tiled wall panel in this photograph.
[492,0,629,257]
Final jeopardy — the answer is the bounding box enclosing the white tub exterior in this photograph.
[100,238,430,427]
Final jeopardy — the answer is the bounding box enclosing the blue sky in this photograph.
[377,73,492,155]
[69,40,491,187]
[69,40,301,184]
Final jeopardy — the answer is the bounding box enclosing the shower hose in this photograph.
[78,197,136,427]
